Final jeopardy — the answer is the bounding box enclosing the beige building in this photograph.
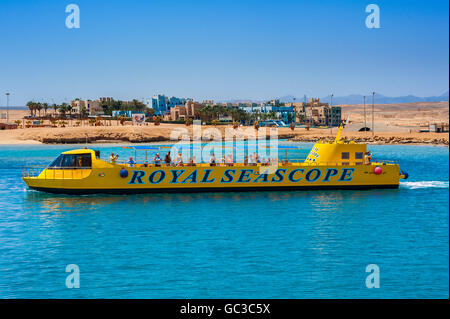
[295,98,341,127]
[169,101,203,121]
[71,99,103,115]
[202,100,214,105]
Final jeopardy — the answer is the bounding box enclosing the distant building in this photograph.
[148,95,192,115]
[70,99,103,115]
[168,101,203,121]
[272,106,296,123]
[151,95,168,115]
[428,123,449,133]
[99,97,113,104]
[239,103,296,123]
[168,97,188,108]
[329,106,342,127]
[296,98,341,127]
[202,100,214,106]
[112,110,135,118]
[268,99,281,106]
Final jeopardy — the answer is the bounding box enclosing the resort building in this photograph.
[151,95,168,115]
[295,98,342,127]
[148,94,192,115]
[239,103,296,124]
[167,100,203,121]
[168,97,189,108]
[202,100,214,106]
[268,99,281,106]
[70,99,103,116]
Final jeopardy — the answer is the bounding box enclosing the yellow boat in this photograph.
[22,124,408,194]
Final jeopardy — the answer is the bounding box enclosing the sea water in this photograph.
[0,143,448,298]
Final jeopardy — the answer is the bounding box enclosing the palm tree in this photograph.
[59,103,68,117]
[52,104,58,117]
[199,105,213,122]
[80,107,88,119]
[36,102,43,117]
[268,111,276,120]
[43,103,49,117]
[101,101,109,115]
[67,104,73,118]
[26,101,35,117]
[132,99,146,113]
[147,107,155,117]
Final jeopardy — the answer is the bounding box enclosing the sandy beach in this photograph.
[0,102,448,145]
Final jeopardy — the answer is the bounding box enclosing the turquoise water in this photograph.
[0,143,448,298]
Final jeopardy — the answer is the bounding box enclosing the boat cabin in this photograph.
[46,149,103,169]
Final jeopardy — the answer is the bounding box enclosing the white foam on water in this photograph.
[400,181,449,189]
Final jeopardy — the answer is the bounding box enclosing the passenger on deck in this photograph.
[365,151,373,164]
[128,157,135,167]
[110,152,119,164]
[250,152,257,165]
[154,153,162,166]
[144,161,149,167]
[244,156,248,165]
[164,151,171,165]
[175,152,183,166]
[209,153,217,166]
[226,154,234,166]
[221,155,226,165]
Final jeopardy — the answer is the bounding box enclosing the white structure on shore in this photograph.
[145,94,192,115]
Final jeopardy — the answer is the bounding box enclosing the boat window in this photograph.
[341,152,350,160]
[47,154,92,169]
[48,155,64,168]
[355,152,364,160]
[60,155,76,168]
[76,154,92,167]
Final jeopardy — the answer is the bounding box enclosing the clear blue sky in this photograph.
[0,0,448,105]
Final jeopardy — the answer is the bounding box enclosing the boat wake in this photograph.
[400,181,449,189]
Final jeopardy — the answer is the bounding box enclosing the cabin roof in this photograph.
[62,149,95,155]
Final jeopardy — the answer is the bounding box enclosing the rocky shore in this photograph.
[290,135,449,145]
[1,124,448,146]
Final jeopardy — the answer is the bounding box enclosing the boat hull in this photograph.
[23,163,401,195]
[27,184,398,195]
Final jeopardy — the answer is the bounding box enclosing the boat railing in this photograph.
[22,165,92,179]
[288,159,398,166]
[113,158,398,168]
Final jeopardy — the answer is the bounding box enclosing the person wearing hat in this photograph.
[154,153,162,166]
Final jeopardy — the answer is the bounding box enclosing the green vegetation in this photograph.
[198,105,283,124]
[26,98,154,119]
[99,98,150,115]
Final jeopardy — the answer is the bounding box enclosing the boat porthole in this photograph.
[98,173,105,177]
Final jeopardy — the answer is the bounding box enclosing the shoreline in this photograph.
[0,125,448,146]
[1,101,448,146]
